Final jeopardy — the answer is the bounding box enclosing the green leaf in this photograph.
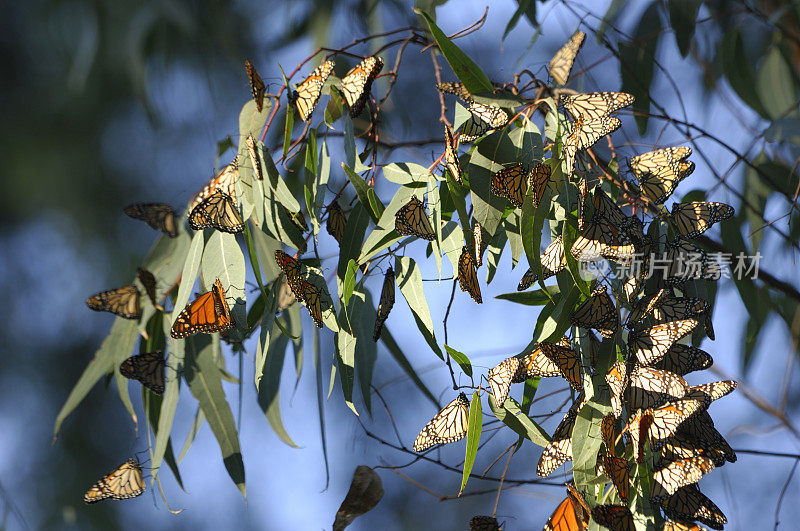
[313,328,331,488]
[440,221,465,276]
[537,285,579,343]
[338,203,371,281]
[178,407,204,463]
[283,101,294,158]
[485,224,507,284]
[379,325,439,407]
[355,290,377,414]
[183,333,246,496]
[495,286,560,305]
[359,186,419,263]
[488,395,550,447]
[721,26,770,119]
[764,117,800,144]
[619,1,660,134]
[571,401,606,487]
[343,259,358,307]
[255,317,299,446]
[757,45,798,120]
[460,391,482,494]
[171,231,205,328]
[324,86,344,124]
[384,162,435,185]
[201,231,247,337]
[335,321,359,416]
[503,0,536,41]
[668,0,701,57]
[597,0,626,41]
[343,163,384,223]
[395,256,443,359]
[468,130,520,236]
[261,149,302,213]
[238,99,270,145]
[443,344,473,377]
[53,318,139,438]
[414,9,493,94]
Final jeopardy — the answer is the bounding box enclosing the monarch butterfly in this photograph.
[537,396,584,477]
[292,60,335,121]
[274,250,304,297]
[529,162,551,207]
[590,504,635,530]
[627,366,690,410]
[562,92,635,122]
[491,163,528,208]
[570,285,619,338]
[676,411,736,464]
[435,81,473,101]
[591,187,631,229]
[600,453,631,502]
[299,279,323,328]
[650,296,710,328]
[663,519,708,531]
[571,216,636,262]
[132,269,157,310]
[541,343,583,391]
[625,289,668,327]
[549,30,586,86]
[488,357,519,407]
[513,344,563,381]
[601,414,621,456]
[395,196,436,240]
[458,246,482,304]
[170,278,233,338]
[245,59,266,112]
[460,101,509,142]
[340,56,383,117]
[669,201,734,238]
[119,351,166,395]
[373,267,395,341]
[686,380,737,403]
[187,189,244,234]
[652,456,716,500]
[469,515,501,531]
[83,458,145,503]
[543,484,590,531]
[190,162,239,212]
[326,200,347,244]
[412,393,470,451]
[444,125,462,184]
[664,239,720,285]
[562,115,623,176]
[123,203,178,237]
[629,147,694,204]
[517,236,566,291]
[606,361,627,418]
[86,286,141,320]
[473,221,490,267]
[660,431,727,468]
[245,133,263,181]
[628,319,698,366]
[661,485,727,530]
[625,398,706,462]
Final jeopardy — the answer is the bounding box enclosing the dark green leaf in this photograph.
[720,27,770,119]
[414,9,493,95]
[619,1,660,134]
[668,0,701,57]
[443,344,473,377]
[757,45,798,120]
[495,287,560,305]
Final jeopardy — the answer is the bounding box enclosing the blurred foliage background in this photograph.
[1,0,799,529]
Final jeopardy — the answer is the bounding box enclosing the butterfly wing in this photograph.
[190,162,239,212]
[136,267,158,307]
[490,163,527,208]
[488,357,519,407]
[443,125,462,184]
[123,203,178,237]
[188,190,244,233]
[395,197,436,240]
[120,351,166,395]
[245,133,264,181]
[628,319,698,365]
[84,458,145,503]
[460,101,508,142]
[86,286,141,319]
[293,60,335,121]
[412,393,470,451]
[170,279,233,338]
[669,202,734,238]
[245,59,266,112]
[373,267,396,341]
[326,201,347,244]
[457,247,482,304]
[570,285,619,338]
[562,91,634,121]
[517,236,566,291]
[549,30,586,85]
[341,56,383,116]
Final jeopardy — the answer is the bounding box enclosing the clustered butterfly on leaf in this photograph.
[78,24,740,528]
[407,30,738,530]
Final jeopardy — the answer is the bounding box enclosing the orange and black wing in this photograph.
[86,286,141,319]
[245,59,266,112]
[170,279,233,338]
[123,203,178,237]
[120,351,166,395]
